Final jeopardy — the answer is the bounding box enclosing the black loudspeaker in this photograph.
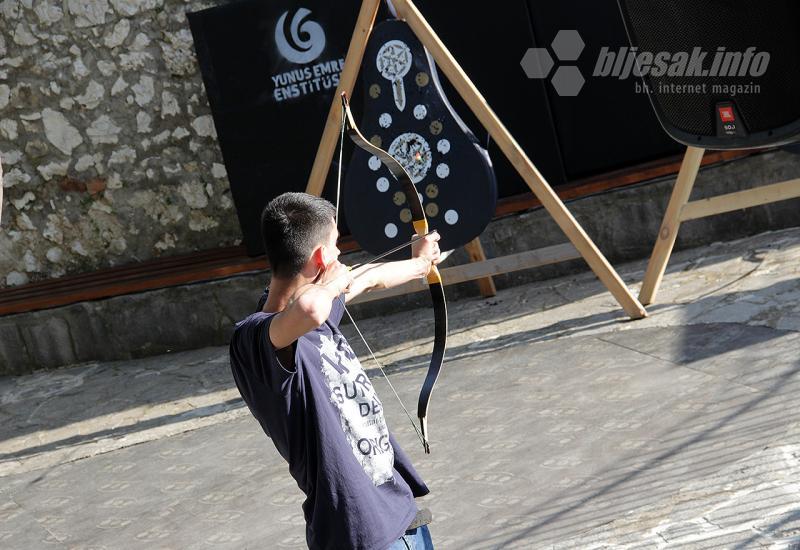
[618,0,800,149]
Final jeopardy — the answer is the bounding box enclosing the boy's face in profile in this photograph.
[319,218,341,267]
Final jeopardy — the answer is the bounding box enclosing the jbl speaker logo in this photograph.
[716,102,747,138]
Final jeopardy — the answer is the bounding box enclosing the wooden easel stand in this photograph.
[307,0,647,319]
[639,146,800,305]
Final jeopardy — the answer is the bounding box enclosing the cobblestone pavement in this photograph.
[1,228,800,549]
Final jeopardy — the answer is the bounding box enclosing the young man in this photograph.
[229,192,440,549]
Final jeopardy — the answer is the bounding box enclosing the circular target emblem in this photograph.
[388,132,432,184]
[376,40,412,81]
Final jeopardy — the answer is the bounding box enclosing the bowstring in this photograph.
[336,297,426,449]
[335,102,426,450]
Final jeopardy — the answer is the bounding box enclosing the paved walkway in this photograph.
[1,228,800,549]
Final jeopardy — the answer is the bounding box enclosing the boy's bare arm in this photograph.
[345,258,431,301]
[345,231,441,302]
[269,263,353,350]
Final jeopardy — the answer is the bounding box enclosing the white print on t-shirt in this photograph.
[319,332,395,486]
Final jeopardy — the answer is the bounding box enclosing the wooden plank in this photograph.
[304,0,381,197]
[680,177,800,221]
[0,248,255,298]
[638,146,705,305]
[0,263,267,316]
[462,237,496,297]
[392,0,646,319]
[349,243,580,304]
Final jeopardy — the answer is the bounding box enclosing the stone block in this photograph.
[19,315,76,370]
[66,302,117,363]
[0,321,32,375]
[99,285,227,359]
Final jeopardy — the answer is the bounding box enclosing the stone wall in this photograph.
[0,0,241,288]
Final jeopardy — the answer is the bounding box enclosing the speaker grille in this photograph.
[620,1,800,139]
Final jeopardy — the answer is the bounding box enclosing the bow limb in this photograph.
[341,93,447,453]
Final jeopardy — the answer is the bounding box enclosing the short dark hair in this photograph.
[260,192,336,279]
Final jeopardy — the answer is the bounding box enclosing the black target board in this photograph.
[188,0,361,255]
[342,20,497,257]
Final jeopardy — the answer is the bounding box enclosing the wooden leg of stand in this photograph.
[305,0,381,197]
[463,238,496,297]
[393,0,646,319]
[638,146,705,305]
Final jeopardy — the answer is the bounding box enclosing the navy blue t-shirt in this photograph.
[229,291,429,550]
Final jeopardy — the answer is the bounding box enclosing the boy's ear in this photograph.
[311,246,326,269]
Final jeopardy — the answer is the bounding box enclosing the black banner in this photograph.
[189,0,362,254]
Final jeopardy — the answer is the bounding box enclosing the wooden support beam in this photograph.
[638,146,705,305]
[349,243,580,304]
[680,177,800,221]
[392,0,646,319]
[305,0,381,197]
[462,237,496,297]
